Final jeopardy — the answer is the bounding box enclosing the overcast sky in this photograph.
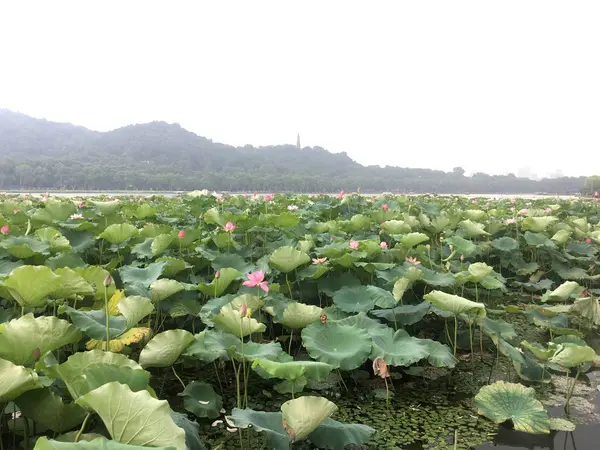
[1,1,599,178]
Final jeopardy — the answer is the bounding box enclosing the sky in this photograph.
[1,1,599,179]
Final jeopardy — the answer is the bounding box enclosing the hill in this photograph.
[0,109,586,194]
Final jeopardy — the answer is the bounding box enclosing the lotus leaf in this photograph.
[179,381,222,419]
[75,266,116,300]
[151,279,185,302]
[230,293,264,311]
[548,343,596,368]
[86,327,152,352]
[117,295,154,328]
[75,382,186,449]
[269,246,311,273]
[481,317,517,346]
[399,232,429,248]
[90,200,121,215]
[253,358,334,382]
[392,278,411,302]
[468,262,493,281]
[541,281,580,303]
[333,285,395,313]
[280,302,323,328]
[0,357,42,402]
[522,216,558,233]
[228,408,290,450]
[301,321,371,370]
[420,267,455,287]
[475,381,550,434]
[119,261,166,288]
[380,220,411,234]
[197,267,241,297]
[459,219,490,237]
[169,411,206,450]
[151,234,174,256]
[306,418,376,450]
[1,235,51,258]
[212,303,266,337]
[16,387,87,433]
[572,296,600,325]
[36,228,72,251]
[52,268,95,298]
[66,307,128,341]
[281,396,338,441]
[549,418,576,431]
[524,231,555,249]
[157,257,188,276]
[0,314,82,365]
[183,330,241,363]
[491,236,519,252]
[43,350,142,400]
[139,329,195,368]
[424,290,486,318]
[5,265,60,308]
[34,437,178,449]
[370,328,430,367]
[99,223,138,244]
[371,301,430,326]
[552,229,572,245]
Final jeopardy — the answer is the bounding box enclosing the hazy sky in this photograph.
[1,1,599,178]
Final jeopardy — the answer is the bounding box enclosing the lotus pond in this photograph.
[0,192,599,450]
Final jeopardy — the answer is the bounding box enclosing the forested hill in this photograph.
[0,109,586,194]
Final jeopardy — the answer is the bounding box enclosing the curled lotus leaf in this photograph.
[212,304,266,338]
[424,290,486,318]
[5,265,61,308]
[280,302,323,329]
[269,246,311,273]
[117,296,155,329]
[541,281,580,303]
[370,328,430,367]
[0,314,82,365]
[34,437,178,449]
[90,200,121,216]
[197,267,242,297]
[234,340,282,362]
[75,382,186,449]
[459,219,490,237]
[0,357,42,402]
[571,296,600,325]
[522,216,558,233]
[548,343,596,368]
[139,330,195,368]
[99,223,139,245]
[475,381,550,434]
[301,321,371,370]
[281,396,338,441]
[230,294,264,312]
[399,232,429,248]
[467,262,493,282]
[252,358,334,382]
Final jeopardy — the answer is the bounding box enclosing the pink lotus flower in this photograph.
[518,208,528,215]
[243,271,269,293]
[312,257,327,264]
[13,209,20,215]
[223,222,236,232]
[178,229,185,240]
[215,271,220,278]
[380,241,388,249]
[349,240,359,249]
[504,218,516,225]
[264,194,273,202]
[471,199,477,204]
[337,190,344,199]
[287,205,298,211]
[545,207,552,213]
[405,256,421,265]
[239,303,248,318]
[510,199,516,204]
[77,201,86,208]
[586,238,592,244]
[382,203,389,212]
[70,214,84,220]
[0,225,8,235]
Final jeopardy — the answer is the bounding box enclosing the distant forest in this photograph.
[0,109,591,194]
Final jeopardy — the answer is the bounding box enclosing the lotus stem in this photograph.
[239,323,248,408]
[444,321,453,353]
[172,365,186,390]
[286,273,293,300]
[104,285,110,351]
[453,315,458,357]
[214,362,223,393]
[74,412,92,442]
[232,361,241,409]
[23,412,29,450]
[565,367,581,415]
[468,322,474,367]
[288,328,293,355]
[384,376,390,409]
[453,429,458,450]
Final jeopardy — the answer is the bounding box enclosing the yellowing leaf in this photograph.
[86,327,151,352]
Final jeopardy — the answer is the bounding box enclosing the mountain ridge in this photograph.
[0,109,586,194]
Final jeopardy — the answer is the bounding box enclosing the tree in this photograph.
[452,167,465,176]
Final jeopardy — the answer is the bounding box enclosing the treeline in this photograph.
[0,109,589,194]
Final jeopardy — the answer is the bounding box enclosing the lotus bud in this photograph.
[460,254,464,261]
[320,313,327,324]
[239,304,248,318]
[215,271,220,279]
[32,347,41,362]
[425,244,431,251]
[103,274,112,288]
[439,236,444,243]
[178,229,185,240]
[449,244,454,252]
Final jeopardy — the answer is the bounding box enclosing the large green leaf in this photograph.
[75,266,116,301]
[269,246,311,273]
[139,330,194,368]
[467,262,493,282]
[572,296,600,325]
[34,437,177,449]
[459,219,490,237]
[0,235,50,258]
[371,301,430,326]
[252,359,334,382]
[151,234,174,257]
[307,418,376,450]
[82,364,151,394]
[119,262,166,288]
[42,350,142,400]
[399,232,429,248]
[99,223,138,245]
[481,317,517,346]
[522,216,558,233]
[370,328,430,367]
[75,382,186,449]
[491,237,519,252]
[424,290,486,318]
[151,279,185,302]
[17,387,87,433]
[197,267,241,297]
[475,381,550,434]
[332,285,396,313]
[0,314,82,365]
[423,339,457,368]
[548,343,596,368]
[302,321,371,370]
[36,228,72,252]
[0,357,42,402]
[179,381,222,419]
[117,296,154,328]
[5,265,60,308]
[212,304,266,337]
[183,330,241,363]
[280,302,323,329]
[53,268,95,298]
[281,396,338,441]
[541,281,580,303]
[228,408,290,450]
[65,307,127,341]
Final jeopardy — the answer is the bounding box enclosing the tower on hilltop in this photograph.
[296,133,301,149]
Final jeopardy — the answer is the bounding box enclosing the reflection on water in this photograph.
[476,422,600,450]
